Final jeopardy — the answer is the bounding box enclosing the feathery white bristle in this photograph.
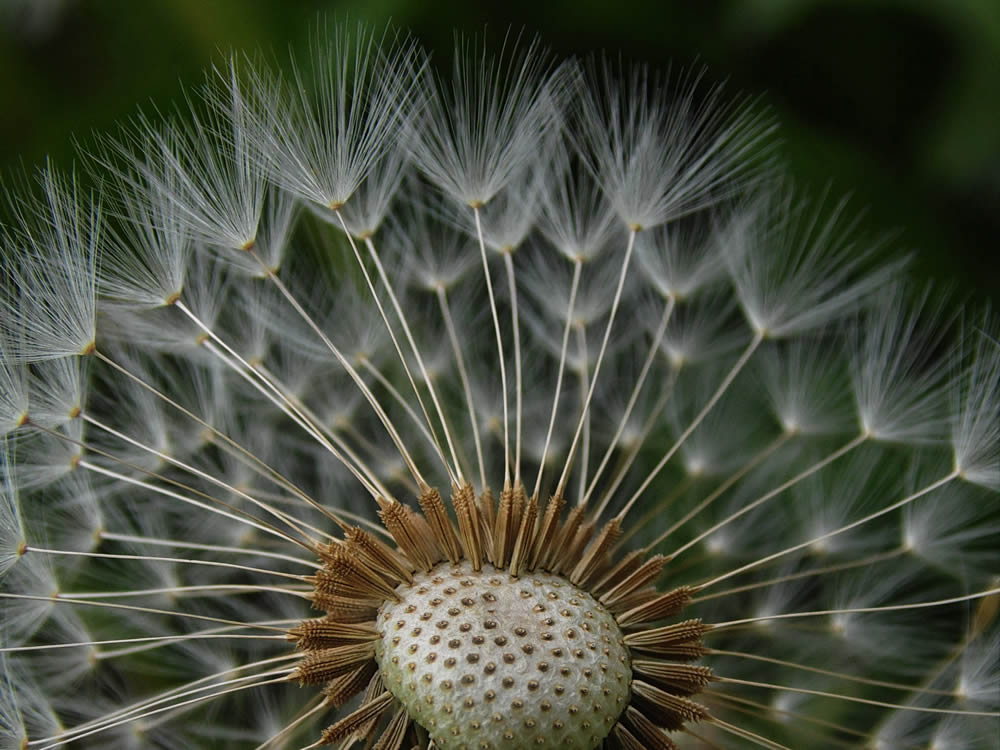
[758,338,854,436]
[850,284,953,443]
[0,442,26,576]
[1,167,98,362]
[252,22,424,211]
[94,137,191,309]
[574,60,776,231]
[410,32,568,208]
[0,339,29,435]
[726,188,902,337]
[951,317,1000,488]
[332,139,410,239]
[538,140,617,263]
[903,478,1000,579]
[148,74,265,252]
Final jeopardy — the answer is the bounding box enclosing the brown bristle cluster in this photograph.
[288,483,716,749]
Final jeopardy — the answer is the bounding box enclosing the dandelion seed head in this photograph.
[1,20,997,750]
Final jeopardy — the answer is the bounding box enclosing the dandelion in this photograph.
[1,23,998,750]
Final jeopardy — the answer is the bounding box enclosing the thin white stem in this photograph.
[361,229,465,484]
[205,434,348,528]
[502,251,523,485]
[203,338,384,502]
[326,418,380,469]
[705,690,874,746]
[693,548,906,603]
[249,489,395,540]
[594,364,678,516]
[583,295,675,506]
[32,670,295,749]
[332,213,454,483]
[42,654,300,741]
[556,229,637,501]
[98,623,300,661]
[94,350,326,526]
[670,431,867,559]
[254,694,327,750]
[54,584,308,600]
[98,532,318,568]
[23,546,308,581]
[868,626,997,744]
[708,648,967,697]
[614,474,696,550]
[174,299,383,502]
[357,357,441,457]
[574,324,591,503]
[0,630,290,655]
[228,267,428,490]
[647,431,791,549]
[617,330,763,521]
[29,421,302,550]
[710,586,1000,629]
[0,592,290,631]
[474,205,511,489]
[251,361,392,501]
[80,460,305,551]
[438,285,487,491]
[715,676,1000,717]
[710,717,793,750]
[175,299,326,427]
[82,413,320,546]
[699,471,958,589]
[531,259,581,501]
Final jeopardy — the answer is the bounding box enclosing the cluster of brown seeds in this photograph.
[286,483,715,749]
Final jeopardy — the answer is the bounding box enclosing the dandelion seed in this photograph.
[1,22,997,750]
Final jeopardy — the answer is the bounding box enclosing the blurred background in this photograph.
[1,0,997,298]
